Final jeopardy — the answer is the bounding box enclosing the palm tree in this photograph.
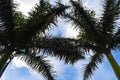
[0,0,85,80]
[65,0,120,80]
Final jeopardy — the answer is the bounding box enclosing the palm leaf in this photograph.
[65,0,120,80]
[111,28,120,49]
[13,11,26,29]
[27,37,85,64]
[67,0,104,44]
[114,28,120,42]
[24,1,69,35]
[0,0,15,29]
[100,0,120,34]
[16,1,69,46]
[114,0,120,20]
[77,41,104,54]
[83,53,104,80]
[19,54,54,80]
[0,0,16,45]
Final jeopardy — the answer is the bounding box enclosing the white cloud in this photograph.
[49,18,79,38]
[9,56,78,80]
[14,0,39,16]
[11,57,27,68]
[62,22,79,38]
[1,58,44,80]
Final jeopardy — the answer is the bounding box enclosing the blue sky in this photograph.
[1,0,120,80]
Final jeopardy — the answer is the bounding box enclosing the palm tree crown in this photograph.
[0,0,84,80]
[65,0,120,80]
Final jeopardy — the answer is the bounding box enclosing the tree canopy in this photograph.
[0,0,120,80]
[65,0,120,80]
[0,0,84,80]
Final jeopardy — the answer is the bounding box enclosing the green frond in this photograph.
[15,1,69,48]
[65,14,94,43]
[13,11,26,29]
[70,0,97,30]
[100,0,120,34]
[24,1,68,33]
[65,14,85,30]
[77,41,104,54]
[0,0,15,30]
[114,0,120,18]
[67,0,105,44]
[0,0,18,45]
[28,37,85,64]
[83,53,104,80]
[18,1,69,45]
[111,28,120,49]
[115,28,120,43]
[20,54,54,80]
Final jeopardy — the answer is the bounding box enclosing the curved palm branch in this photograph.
[112,28,120,49]
[0,0,76,80]
[0,0,69,79]
[24,1,69,35]
[19,53,54,80]
[67,0,105,45]
[0,0,15,29]
[25,37,85,64]
[100,0,120,34]
[15,1,69,47]
[0,0,16,45]
[65,0,120,80]
[84,53,104,80]
[14,37,86,79]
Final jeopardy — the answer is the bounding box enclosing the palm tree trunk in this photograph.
[105,51,120,80]
[0,56,12,78]
[0,49,12,78]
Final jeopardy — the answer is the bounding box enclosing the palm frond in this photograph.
[0,0,15,30]
[111,28,120,49]
[0,0,17,45]
[83,53,104,80]
[77,41,104,54]
[20,54,54,80]
[65,14,85,30]
[15,1,69,48]
[67,0,104,44]
[13,11,26,29]
[100,0,120,34]
[70,0,97,31]
[16,1,69,46]
[114,28,120,43]
[27,37,85,64]
[114,0,120,19]
[24,1,69,35]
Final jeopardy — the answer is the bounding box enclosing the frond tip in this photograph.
[20,54,55,80]
[84,53,104,80]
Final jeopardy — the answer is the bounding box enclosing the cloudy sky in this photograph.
[1,0,120,80]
